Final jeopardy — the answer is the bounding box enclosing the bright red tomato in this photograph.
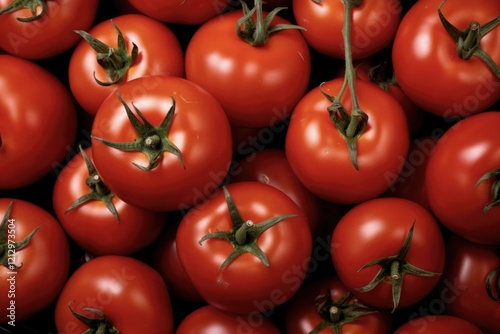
[54,255,174,333]
[69,14,185,116]
[0,198,70,323]
[90,75,233,212]
[285,78,409,204]
[331,197,445,312]
[394,315,483,334]
[392,0,500,117]
[0,0,99,59]
[426,111,500,245]
[0,54,78,189]
[176,182,312,314]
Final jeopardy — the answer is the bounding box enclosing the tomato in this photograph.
[285,276,392,334]
[439,234,500,334]
[331,197,445,312]
[285,78,409,205]
[69,14,185,116]
[176,304,282,334]
[292,0,402,60]
[185,6,311,128]
[0,54,78,189]
[394,315,483,334]
[0,0,99,59]
[0,198,70,323]
[425,111,500,245]
[176,182,312,314]
[54,255,174,333]
[392,0,500,117]
[52,146,167,256]
[90,75,233,212]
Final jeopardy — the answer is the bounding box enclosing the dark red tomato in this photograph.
[331,197,445,312]
[293,0,402,59]
[185,8,311,128]
[392,0,500,117]
[0,54,78,189]
[285,276,392,334]
[176,305,282,334]
[285,78,409,205]
[55,255,174,333]
[440,235,500,334]
[426,111,500,245]
[0,0,98,59]
[176,182,312,314]
[394,315,483,334]
[52,146,167,256]
[0,198,70,323]
[90,75,233,212]
[69,14,185,116]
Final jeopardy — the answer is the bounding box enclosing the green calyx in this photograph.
[65,146,119,222]
[92,91,185,172]
[475,169,500,214]
[236,0,305,47]
[486,266,500,301]
[309,291,378,334]
[75,20,138,86]
[198,186,297,269]
[0,0,46,22]
[356,221,441,313]
[438,0,500,78]
[0,201,43,270]
[68,301,119,334]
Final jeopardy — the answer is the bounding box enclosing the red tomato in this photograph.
[0,198,70,323]
[52,146,167,256]
[69,14,185,116]
[90,75,233,212]
[293,0,403,59]
[185,7,311,128]
[0,54,78,189]
[176,305,282,334]
[331,197,445,312]
[426,111,500,245]
[285,78,409,204]
[54,255,174,333]
[394,315,483,334]
[392,0,500,117]
[176,182,312,314]
[0,0,98,59]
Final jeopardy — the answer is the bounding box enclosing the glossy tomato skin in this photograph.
[394,315,483,334]
[285,78,409,205]
[176,182,312,314]
[0,0,99,59]
[90,75,233,212]
[331,197,445,311]
[426,111,500,245]
[54,255,174,334]
[392,0,500,117]
[293,0,402,59]
[52,147,167,256]
[0,198,70,323]
[185,9,311,128]
[176,305,282,334]
[0,55,78,189]
[440,235,500,334]
[69,14,185,116]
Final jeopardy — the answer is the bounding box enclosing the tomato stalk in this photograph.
[68,301,119,334]
[486,266,500,301]
[0,0,46,22]
[475,169,500,214]
[198,186,297,269]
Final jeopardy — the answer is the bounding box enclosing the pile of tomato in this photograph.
[0,0,499,333]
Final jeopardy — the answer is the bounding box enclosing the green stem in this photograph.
[0,0,46,22]
[235,220,254,245]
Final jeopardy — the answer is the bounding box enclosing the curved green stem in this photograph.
[68,301,119,334]
[475,169,500,214]
[0,0,46,22]
[486,267,500,301]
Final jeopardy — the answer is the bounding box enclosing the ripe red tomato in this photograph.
[394,315,483,334]
[331,197,445,312]
[0,0,99,59]
[176,182,312,314]
[0,54,78,189]
[392,0,500,117]
[54,255,174,333]
[0,198,70,323]
[426,111,500,245]
[90,75,233,212]
[69,14,185,116]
